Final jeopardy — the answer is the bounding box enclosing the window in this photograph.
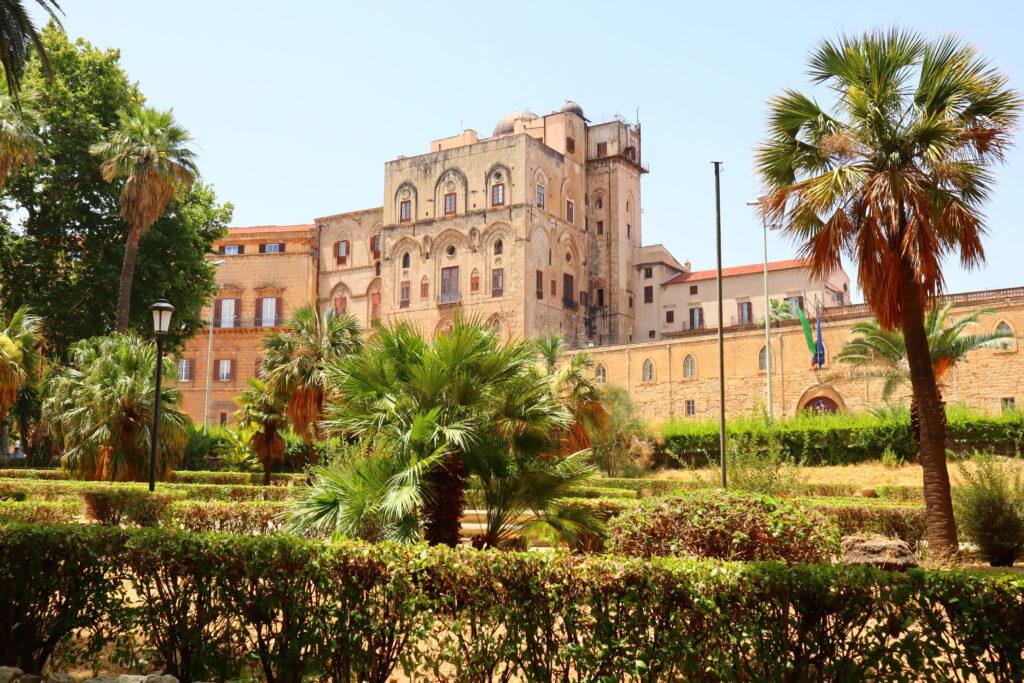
[786,295,805,315]
[628,294,634,309]
[689,307,704,330]
[420,277,429,299]
[334,296,347,315]
[758,346,769,372]
[596,288,605,306]
[219,412,228,427]
[536,184,545,208]
[580,291,587,307]
[835,291,845,305]
[176,358,193,382]
[595,363,607,384]
[596,141,607,157]
[444,192,456,215]
[492,318,501,334]
[375,261,382,277]
[643,267,653,279]
[996,321,1015,350]
[596,221,604,235]
[626,223,632,238]
[470,269,480,293]
[550,279,556,297]
[335,240,349,266]
[491,268,504,297]
[648,330,655,339]
[401,252,410,269]
[256,296,279,327]
[400,199,412,222]
[220,244,243,255]
[370,291,381,320]
[259,242,285,254]
[738,301,753,324]
[548,249,552,265]
[683,354,696,379]
[400,281,410,308]
[216,359,233,382]
[536,270,543,299]
[371,234,382,260]
[562,273,574,307]
[446,244,457,258]
[565,137,575,153]
[494,239,503,256]
[689,285,698,295]
[644,286,654,304]
[215,298,238,329]
[595,196,603,210]
[1002,397,1016,414]
[440,266,459,301]
[666,310,674,324]
[491,183,505,207]
[566,200,574,224]
[642,359,654,383]
[685,399,696,417]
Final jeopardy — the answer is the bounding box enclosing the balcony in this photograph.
[562,298,578,311]
[437,291,462,306]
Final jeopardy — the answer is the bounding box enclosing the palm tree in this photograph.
[42,333,189,481]
[836,304,1012,402]
[0,0,62,100]
[90,106,198,331]
[261,305,362,462]
[308,319,573,547]
[234,378,287,485]
[534,334,609,453]
[0,93,39,186]
[0,304,40,454]
[756,30,1021,557]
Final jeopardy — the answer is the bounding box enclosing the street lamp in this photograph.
[203,260,226,432]
[148,299,174,492]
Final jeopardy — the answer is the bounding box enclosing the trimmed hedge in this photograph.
[593,477,924,503]
[0,500,78,525]
[1,524,1023,680]
[169,502,288,535]
[0,478,302,502]
[0,468,307,486]
[662,409,1024,466]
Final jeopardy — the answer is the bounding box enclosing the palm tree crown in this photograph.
[0,93,38,186]
[0,0,61,100]
[836,304,1012,400]
[234,377,288,485]
[0,303,40,422]
[90,106,198,331]
[261,305,362,457]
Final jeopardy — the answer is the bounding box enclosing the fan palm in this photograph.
[0,0,61,100]
[90,106,198,331]
[0,304,40,454]
[308,319,574,547]
[234,378,288,485]
[534,334,609,453]
[42,333,188,481]
[261,305,362,462]
[756,29,1021,556]
[0,93,39,186]
[836,304,1012,400]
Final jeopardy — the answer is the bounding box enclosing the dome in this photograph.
[560,100,585,118]
[492,109,537,137]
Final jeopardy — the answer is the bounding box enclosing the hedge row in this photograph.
[0,468,308,486]
[0,478,302,502]
[2,524,1022,681]
[593,477,924,503]
[661,410,1024,466]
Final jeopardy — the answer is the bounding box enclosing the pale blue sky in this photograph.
[44,1,1024,300]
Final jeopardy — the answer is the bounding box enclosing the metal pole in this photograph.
[202,305,215,433]
[763,221,773,422]
[713,161,727,488]
[149,335,164,492]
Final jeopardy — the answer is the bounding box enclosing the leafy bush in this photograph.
[169,502,288,535]
[718,429,801,494]
[83,490,172,527]
[1,524,1023,680]
[953,455,1024,566]
[607,491,839,562]
[0,500,78,524]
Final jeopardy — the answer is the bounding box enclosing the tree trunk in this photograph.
[262,457,272,486]
[901,274,958,558]
[114,222,144,332]
[422,453,468,547]
[0,417,7,458]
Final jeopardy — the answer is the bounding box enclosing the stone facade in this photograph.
[581,288,1024,423]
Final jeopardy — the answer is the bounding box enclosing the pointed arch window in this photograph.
[420,277,429,299]
[401,252,410,269]
[758,346,769,371]
[470,269,480,293]
[642,359,655,383]
[494,239,503,256]
[595,363,607,384]
[683,354,696,379]
[996,321,1015,350]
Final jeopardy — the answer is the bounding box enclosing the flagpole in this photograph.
[713,162,727,489]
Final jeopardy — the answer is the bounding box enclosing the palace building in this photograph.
[173,102,1023,427]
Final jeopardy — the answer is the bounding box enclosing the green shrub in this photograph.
[718,429,801,494]
[607,491,839,563]
[953,455,1024,566]
[0,484,27,501]
[0,500,78,524]
[805,500,928,545]
[169,502,288,535]
[83,490,172,527]
[1,524,1023,680]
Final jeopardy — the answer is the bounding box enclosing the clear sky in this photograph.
[43,0,1024,301]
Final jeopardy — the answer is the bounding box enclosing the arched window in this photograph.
[420,276,429,299]
[374,261,382,277]
[642,359,654,383]
[470,269,480,293]
[595,363,607,384]
[758,346,768,371]
[683,354,696,379]
[996,321,1015,350]
[494,239,503,256]
[492,318,501,334]
[401,252,410,269]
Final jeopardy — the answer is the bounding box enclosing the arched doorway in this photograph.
[805,396,839,413]
[795,384,846,414]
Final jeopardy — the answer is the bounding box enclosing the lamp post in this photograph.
[747,200,775,422]
[713,162,726,489]
[203,260,226,433]
[149,299,175,492]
